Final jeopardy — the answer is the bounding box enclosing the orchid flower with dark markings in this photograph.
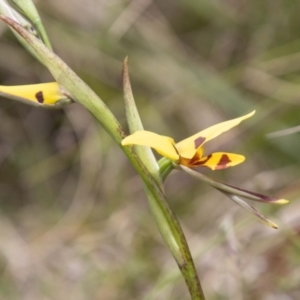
[122,110,289,228]
[122,111,254,170]
[0,82,72,108]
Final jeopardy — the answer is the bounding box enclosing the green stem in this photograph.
[158,157,174,181]
[126,150,205,300]
[122,60,204,298]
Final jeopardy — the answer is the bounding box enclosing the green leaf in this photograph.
[122,57,161,184]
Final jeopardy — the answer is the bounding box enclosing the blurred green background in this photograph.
[0,0,299,299]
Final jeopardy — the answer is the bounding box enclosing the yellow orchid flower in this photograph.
[122,111,255,170]
[122,110,289,228]
[0,82,72,107]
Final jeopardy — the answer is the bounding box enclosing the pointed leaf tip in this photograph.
[275,199,289,204]
[269,221,279,229]
[229,194,279,229]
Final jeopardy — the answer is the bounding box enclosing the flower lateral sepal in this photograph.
[177,164,289,229]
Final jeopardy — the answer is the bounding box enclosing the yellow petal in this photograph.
[190,152,245,170]
[0,82,64,105]
[176,111,255,159]
[122,130,179,161]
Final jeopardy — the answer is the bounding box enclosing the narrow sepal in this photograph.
[176,111,255,159]
[179,165,289,204]
[178,165,281,228]
[223,193,278,229]
[215,183,289,204]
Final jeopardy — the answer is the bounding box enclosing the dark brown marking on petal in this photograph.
[215,154,232,170]
[190,151,202,165]
[35,91,44,103]
[193,154,212,167]
[194,136,205,149]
